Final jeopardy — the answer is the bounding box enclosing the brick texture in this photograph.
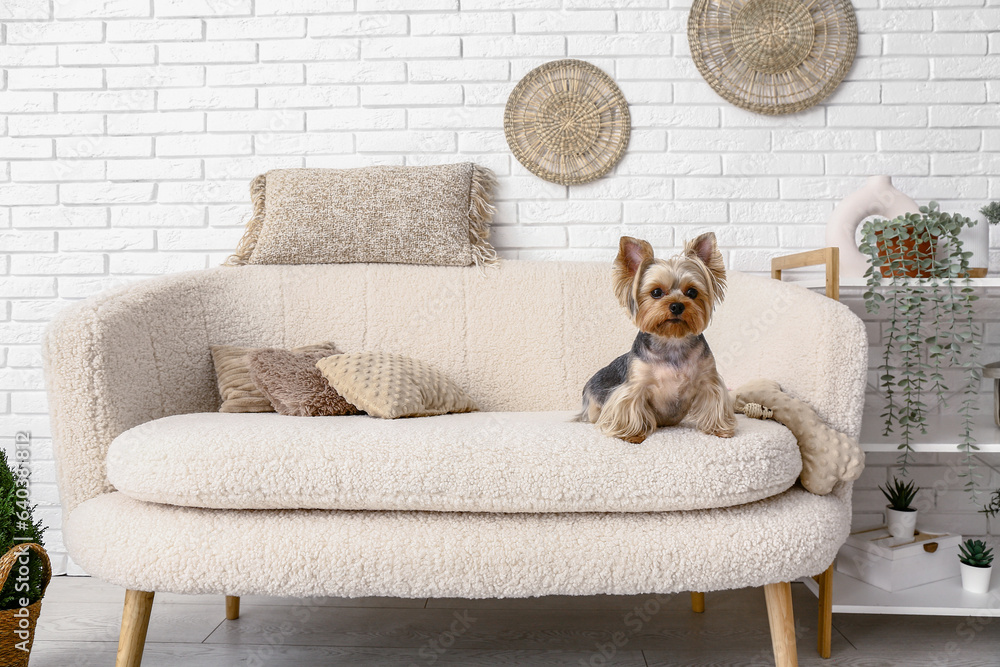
[0,0,998,574]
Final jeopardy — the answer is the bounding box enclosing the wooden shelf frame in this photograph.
[769,248,841,658]
[770,247,840,301]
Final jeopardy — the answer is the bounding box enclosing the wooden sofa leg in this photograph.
[764,582,798,667]
[116,590,155,667]
[690,591,705,613]
[226,595,240,620]
[817,564,833,658]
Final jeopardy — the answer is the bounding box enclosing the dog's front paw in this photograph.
[710,428,735,438]
[621,433,647,444]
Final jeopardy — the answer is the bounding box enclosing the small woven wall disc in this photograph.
[504,59,630,186]
[688,0,858,115]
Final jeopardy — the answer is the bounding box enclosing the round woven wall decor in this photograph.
[688,0,857,115]
[504,59,630,186]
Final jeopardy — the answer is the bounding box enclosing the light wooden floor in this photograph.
[30,576,1000,666]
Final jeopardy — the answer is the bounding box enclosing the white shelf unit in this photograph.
[790,277,1000,290]
[801,570,1000,617]
[773,266,1000,621]
[801,412,1000,615]
[859,411,1000,453]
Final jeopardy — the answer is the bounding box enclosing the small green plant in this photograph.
[959,539,994,568]
[981,490,1000,518]
[0,449,45,610]
[981,202,1000,226]
[880,476,918,511]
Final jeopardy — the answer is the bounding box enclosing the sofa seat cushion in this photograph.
[106,411,801,513]
[66,487,850,598]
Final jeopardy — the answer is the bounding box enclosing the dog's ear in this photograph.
[684,232,726,301]
[613,236,654,314]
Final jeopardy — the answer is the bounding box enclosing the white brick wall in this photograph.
[1,0,998,574]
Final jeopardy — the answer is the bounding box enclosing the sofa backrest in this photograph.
[203,261,635,414]
[197,261,866,433]
[45,259,868,515]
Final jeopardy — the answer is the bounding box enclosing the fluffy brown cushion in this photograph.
[248,347,362,417]
[222,163,498,268]
[211,342,340,413]
[316,352,477,419]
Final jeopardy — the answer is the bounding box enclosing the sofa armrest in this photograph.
[43,272,223,518]
[708,272,868,442]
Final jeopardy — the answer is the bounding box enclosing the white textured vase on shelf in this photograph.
[960,563,993,594]
[825,175,921,279]
[886,507,917,539]
[958,212,990,277]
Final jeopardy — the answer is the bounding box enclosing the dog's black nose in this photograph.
[669,302,685,315]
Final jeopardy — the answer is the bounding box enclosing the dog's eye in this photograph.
[685,288,698,299]
[651,288,664,299]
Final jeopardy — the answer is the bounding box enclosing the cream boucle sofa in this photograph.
[43,260,867,667]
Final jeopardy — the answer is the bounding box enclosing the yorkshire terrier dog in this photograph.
[581,233,736,443]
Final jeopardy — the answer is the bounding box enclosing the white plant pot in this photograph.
[886,507,917,539]
[958,212,991,276]
[960,562,993,594]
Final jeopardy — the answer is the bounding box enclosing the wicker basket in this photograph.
[0,544,50,667]
[688,0,858,115]
[504,59,630,185]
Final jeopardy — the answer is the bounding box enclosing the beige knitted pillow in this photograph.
[223,163,498,268]
[316,352,478,419]
[732,379,865,496]
[211,342,340,413]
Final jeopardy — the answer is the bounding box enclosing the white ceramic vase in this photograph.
[958,212,990,276]
[960,562,993,594]
[886,507,917,539]
[825,175,920,278]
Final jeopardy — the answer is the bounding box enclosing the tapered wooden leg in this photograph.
[116,590,154,667]
[764,582,798,667]
[226,595,240,620]
[690,591,705,613]
[817,564,833,658]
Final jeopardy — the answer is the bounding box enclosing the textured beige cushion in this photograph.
[317,352,478,419]
[733,379,865,496]
[211,342,339,413]
[106,411,801,512]
[224,163,498,267]
[247,347,361,417]
[67,486,851,598]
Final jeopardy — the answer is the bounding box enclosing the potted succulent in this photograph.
[958,539,994,594]
[860,202,981,484]
[981,201,1000,227]
[956,201,998,277]
[880,476,919,539]
[0,449,48,667]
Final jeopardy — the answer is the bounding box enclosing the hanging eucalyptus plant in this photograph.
[859,202,982,494]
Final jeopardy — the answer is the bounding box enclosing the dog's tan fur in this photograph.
[582,233,736,443]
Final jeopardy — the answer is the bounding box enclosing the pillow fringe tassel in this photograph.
[469,165,499,268]
[223,174,267,267]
